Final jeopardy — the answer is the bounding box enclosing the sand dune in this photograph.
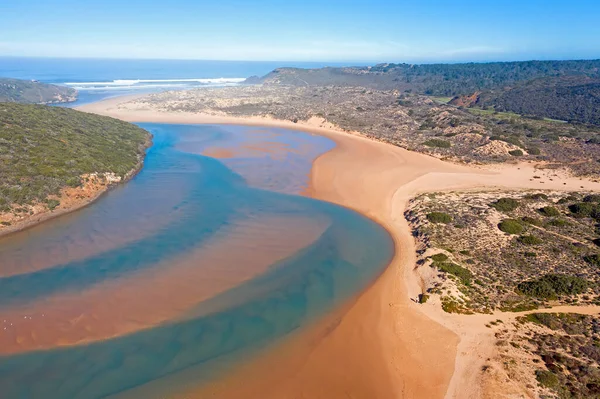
[78,96,600,398]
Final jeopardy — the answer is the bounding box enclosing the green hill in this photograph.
[0,77,77,104]
[0,103,151,215]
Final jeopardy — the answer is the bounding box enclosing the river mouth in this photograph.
[0,123,394,398]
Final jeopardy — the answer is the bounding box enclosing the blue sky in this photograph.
[1,0,599,62]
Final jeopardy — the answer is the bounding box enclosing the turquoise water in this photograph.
[0,124,393,398]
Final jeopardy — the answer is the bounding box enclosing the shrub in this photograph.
[538,206,560,217]
[569,202,600,218]
[527,147,541,155]
[583,254,600,266]
[517,274,588,299]
[509,149,523,156]
[498,219,524,234]
[437,262,473,285]
[517,235,542,245]
[535,370,560,389]
[419,294,430,304]
[427,212,452,224]
[46,199,60,210]
[546,218,569,227]
[431,253,449,262]
[490,198,519,212]
[524,193,549,200]
[583,194,600,203]
[521,216,542,226]
[423,139,451,148]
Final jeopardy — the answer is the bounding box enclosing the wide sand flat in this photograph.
[79,97,600,398]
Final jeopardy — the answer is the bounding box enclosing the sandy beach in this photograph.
[77,96,600,398]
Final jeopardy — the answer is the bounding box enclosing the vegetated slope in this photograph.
[454,76,600,125]
[0,103,151,214]
[0,77,77,104]
[250,59,600,96]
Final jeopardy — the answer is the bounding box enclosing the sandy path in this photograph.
[78,97,600,398]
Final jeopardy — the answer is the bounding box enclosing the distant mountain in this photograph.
[0,78,77,104]
[248,59,600,97]
[450,76,600,125]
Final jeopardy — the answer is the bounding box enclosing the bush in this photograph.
[431,253,449,262]
[437,262,473,285]
[427,212,452,224]
[569,202,600,218]
[518,235,542,245]
[490,198,519,212]
[498,219,524,234]
[535,370,560,389]
[583,254,600,266]
[538,206,560,217]
[524,193,549,200]
[521,216,542,226]
[46,199,60,210]
[423,139,451,148]
[517,274,588,299]
[583,194,600,203]
[509,149,523,156]
[419,294,430,304]
[527,147,541,155]
[546,218,569,227]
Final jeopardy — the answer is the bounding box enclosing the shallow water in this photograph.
[0,124,394,398]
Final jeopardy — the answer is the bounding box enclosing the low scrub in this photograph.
[423,139,451,148]
[517,235,542,245]
[437,262,473,285]
[490,198,519,212]
[517,274,588,299]
[426,212,452,224]
[498,219,524,234]
[538,206,560,217]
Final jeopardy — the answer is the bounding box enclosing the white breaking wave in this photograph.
[64,78,246,87]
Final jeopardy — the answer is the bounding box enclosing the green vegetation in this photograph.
[423,139,451,148]
[517,235,542,245]
[538,206,560,217]
[490,197,520,212]
[431,253,449,262]
[508,149,523,156]
[437,262,473,285]
[535,370,560,390]
[0,103,150,212]
[426,212,452,224]
[517,274,588,300]
[521,216,542,226]
[569,202,600,218]
[583,253,600,267]
[498,219,524,234]
[418,294,430,303]
[0,78,76,104]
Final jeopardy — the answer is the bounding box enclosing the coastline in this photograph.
[77,96,600,398]
[0,133,152,239]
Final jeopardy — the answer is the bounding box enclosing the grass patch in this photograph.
[517,235,542,245]
[538,206,560,217]
[437,262,473,285]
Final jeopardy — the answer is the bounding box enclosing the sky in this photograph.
[1,0,599,63]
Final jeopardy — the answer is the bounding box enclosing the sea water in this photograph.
[0,57,350,106]
[0,124,393,398]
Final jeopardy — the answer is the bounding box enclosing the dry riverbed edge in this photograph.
[78,96,600,399]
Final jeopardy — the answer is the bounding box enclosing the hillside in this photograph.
[0,103,151,230]
[252,59,600,96]
[0,77,77,104]
[451,76,600,125]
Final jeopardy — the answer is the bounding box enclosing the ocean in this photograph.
[0,57,350,106]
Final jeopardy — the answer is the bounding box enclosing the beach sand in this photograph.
[78,96,600,398]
